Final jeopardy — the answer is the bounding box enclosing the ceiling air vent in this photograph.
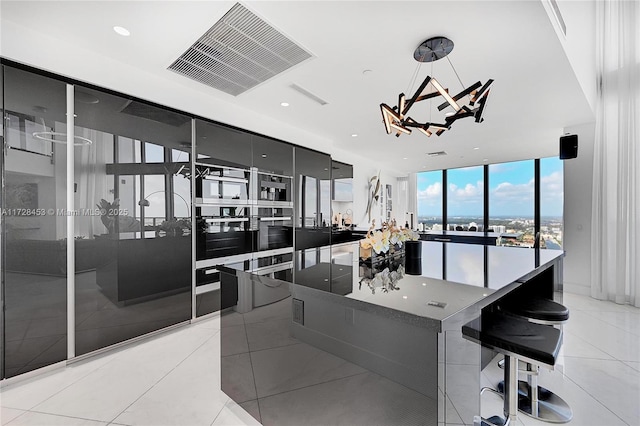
[168,3,313,96]
[427,151,448,157]
[290,83,328,106]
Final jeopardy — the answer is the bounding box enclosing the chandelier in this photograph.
[380,37,493,138]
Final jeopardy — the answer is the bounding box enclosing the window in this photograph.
[447,166,484,231]
[417,170,443,230]
[489,160,534,246]
[540,157,564,249]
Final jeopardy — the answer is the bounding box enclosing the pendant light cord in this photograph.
[405,62,422,96]
[446,55,465,90]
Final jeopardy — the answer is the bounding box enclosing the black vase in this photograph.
[405,240,422,275]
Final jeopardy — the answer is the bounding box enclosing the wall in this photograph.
[542,0,597,113]
[562,121,595,295]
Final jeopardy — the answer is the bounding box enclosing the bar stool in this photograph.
[496,297,572,423]
[462,311,562,426]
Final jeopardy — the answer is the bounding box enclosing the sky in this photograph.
[417,157,564,218]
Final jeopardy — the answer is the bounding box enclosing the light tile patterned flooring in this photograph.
[0,293,638,426]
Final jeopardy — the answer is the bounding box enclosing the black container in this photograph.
[405,240,422,275]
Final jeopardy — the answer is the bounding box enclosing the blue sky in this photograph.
[417,157,564,217]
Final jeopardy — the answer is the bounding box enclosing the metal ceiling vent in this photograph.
[427,151,448,157]
[168,3,312,96]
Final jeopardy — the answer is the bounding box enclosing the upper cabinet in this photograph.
[331,161,353,202]
[195,120,252,169]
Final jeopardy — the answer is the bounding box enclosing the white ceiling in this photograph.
[0,0,594,174]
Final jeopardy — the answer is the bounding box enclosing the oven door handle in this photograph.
[205,218,249,223]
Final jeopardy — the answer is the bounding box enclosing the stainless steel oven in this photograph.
[257,207,293,251]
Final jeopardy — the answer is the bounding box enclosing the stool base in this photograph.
[497,380,573,423]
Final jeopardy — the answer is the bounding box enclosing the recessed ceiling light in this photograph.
[402,296,408,299]
[362,69,373,75]
[473,147,480,150]
[113,26,130,37]
[483,158,489,162]
[261,154,267,158]
[403,157,408,160]
[422,283,427,286]
[280,102,289,107]
[351,134,358,137]
[324,168,329,171]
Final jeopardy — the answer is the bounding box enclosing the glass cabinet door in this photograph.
[1,66,68,378]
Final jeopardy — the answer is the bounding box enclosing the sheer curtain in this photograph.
[591,0,640,306]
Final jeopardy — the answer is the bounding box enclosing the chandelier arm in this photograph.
[470,79,494,105]
[403,75,432,115]
[437,81,482,111]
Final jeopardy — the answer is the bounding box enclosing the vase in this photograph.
[405,240,422,275]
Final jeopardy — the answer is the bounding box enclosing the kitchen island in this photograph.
[220,241,564,426]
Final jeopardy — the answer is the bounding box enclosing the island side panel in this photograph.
[291,283,440,402]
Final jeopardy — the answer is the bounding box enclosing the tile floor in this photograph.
[0,293,638,426]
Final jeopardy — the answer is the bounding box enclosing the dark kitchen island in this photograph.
[219,241,564,426]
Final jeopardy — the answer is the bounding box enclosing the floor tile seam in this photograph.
[255,370,370,401]
[577,309,640,334]
[243,318,262,422]
[563,329,629,361]
[105,329,221,424]
[247,340,302,354]
[557,362,635,426]
[17,409,110,424]
[22,355,122,412]
[208,397,232,426]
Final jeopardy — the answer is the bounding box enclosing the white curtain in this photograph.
[591,0,640,307]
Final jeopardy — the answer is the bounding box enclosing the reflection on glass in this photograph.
[74,85,191,356]
[417,170,443,231]
[303,176,317,227]
[1,66,67,378]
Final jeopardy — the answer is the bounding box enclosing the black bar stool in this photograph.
[463,312,562,426]
[496,297,573,423]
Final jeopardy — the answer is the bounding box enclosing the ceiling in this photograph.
[0,1,594,174]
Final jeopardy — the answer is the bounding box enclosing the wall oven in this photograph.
[196,204,256,260]
[257,207,293,251]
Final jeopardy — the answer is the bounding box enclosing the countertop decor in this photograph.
[359,219,419,258]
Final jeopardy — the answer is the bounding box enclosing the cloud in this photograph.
[418,182,442,200]
[449,181,483,202]
[491,179,534,202]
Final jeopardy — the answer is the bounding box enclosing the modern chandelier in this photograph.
[380,37,493,138]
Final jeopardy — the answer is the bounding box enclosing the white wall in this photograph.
[542,0,597,112]
[562,121,595,295]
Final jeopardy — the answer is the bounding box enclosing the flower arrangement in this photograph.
[359,219,419,257]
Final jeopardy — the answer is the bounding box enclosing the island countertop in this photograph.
[292,241,564,331]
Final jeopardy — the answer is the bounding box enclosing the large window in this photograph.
[417,170,443,230]
[540,157,564,249]
[416,157,563,248]
[489,160,534,246]
[447,166,484,231]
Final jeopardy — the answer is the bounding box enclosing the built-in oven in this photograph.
[257,207,293,251]
[196,205,257,260]
[195,164,250,204]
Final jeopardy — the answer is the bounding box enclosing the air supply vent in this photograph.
[120,100,191,127]
[427,151,448,157]
[168,3,313,96]
[290,83,328,106]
